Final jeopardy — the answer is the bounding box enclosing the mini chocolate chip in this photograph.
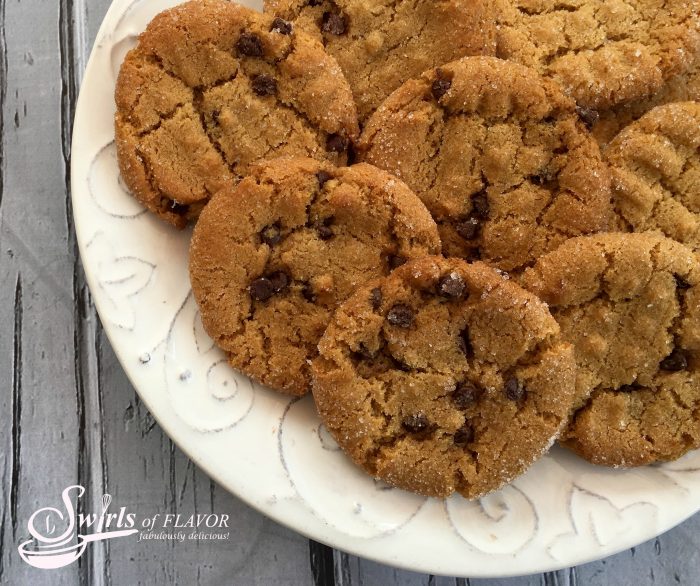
[301,282,316,302]
[456,217,481,240]
[504,376,526,401]
[249,277,275,301]
[452,381,482,409]
[251,74,277,96]
[317,224,334,240]
[308,0,322,5]
[321,11,347,35]
[326,133,349,153]
[317,170,333,187]
[168,200,189,216]
[236,32,264,57]
[270,17,293,35]
[575,105,600,129]
[370,288,382,310]
[453,423,475,446]
[431,75,452,101]
[438,272,466,298]
[465,247,482,262]
[618,382,643,392]
[388,255,407,270]
[675,275,692,290]
[471,191,490,219]
[387,304,414,328]
[401,413,431,434]
[268,270,290,292]
[458,327,473,358]
[660,348,688,372]
[260,223,281,246]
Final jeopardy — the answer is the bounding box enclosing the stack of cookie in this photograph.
[115,0,700,499]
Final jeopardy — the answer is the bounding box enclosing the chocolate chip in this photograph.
[660,348,688,372]
[618,382,643,392]
[388,255,407,270]
[167,200,189,216]
[575,105,600,129]
[301,282,316,302]
[236,32,264,57]
[315,217,334,240]
[251,74,277,96]
[387,304,414,328]
[370,288,382,310]
[465,247,482,262]
[453,423,475,446]
[321,11,347,35]
[431,76,452,101]
[260,223,281,246]
[471,191,490,219]
[675,275,692,290]
[456,217,481,240]
[452,381,482,409]
[268,270,290,292]
[438,272,466,298]
[308,0,322,5]
[326,133,349,153]
[317,170,333,187]
[249,277,275,301]
[270,17,293,35]
[457,327,473,358]
[504,376,526,401]
[401,413,431,434]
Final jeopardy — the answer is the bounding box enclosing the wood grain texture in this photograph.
[0,0,699,585]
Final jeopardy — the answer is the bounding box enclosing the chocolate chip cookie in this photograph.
[312,256,578,498]
[604,102,700,253]
[359,57,612,273]
[495,0,700,110]
[522,233,700,467]
[115,0,359,228]
[189,157,441,396]
[592,58,700,147]
[263,0,496,122]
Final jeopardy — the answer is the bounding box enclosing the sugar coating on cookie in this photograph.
[115,0,359,228]
[495,0,700,110]
[263,0,497,122]
[359,56,612,273]
[189,157,441,396]
[522,233,700,467]
[592,58,700,147]
[312,256,577,499]
[604,102,700,253]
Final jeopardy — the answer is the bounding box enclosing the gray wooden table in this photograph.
[1,1,699,584]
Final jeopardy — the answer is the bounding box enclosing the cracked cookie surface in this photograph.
[263,0,496,122]
[189,157,441,396]
[522,233,700,467]
[604,102,700,253]
[359,57,612,273]
[495,0,700,110]
[312,256,577,498]
[115,0,359,228]
[592,57,700,147]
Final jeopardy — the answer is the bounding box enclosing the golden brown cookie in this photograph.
[604,102,700,252]
[312,256,577,499]
[522,233,700,467]
[115,0,359,228]
[592,58,700,147]
[495,0,700,110]
[358,56,612,273]
[263,0,496,122]
[189,157,441,396]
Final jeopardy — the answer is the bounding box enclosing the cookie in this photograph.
[358,57,612,273]
[592,58,700,147]
[115,0,359,228]
[604,102,700,253]
[495,0,700,110]
[521,233,700,467]
[262,0,496,122]
[189,157,441,396]
[312,256,578,498]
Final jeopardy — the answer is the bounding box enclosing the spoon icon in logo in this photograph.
[17,486,138,570]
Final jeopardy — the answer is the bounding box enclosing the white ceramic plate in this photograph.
[71,0,700,577]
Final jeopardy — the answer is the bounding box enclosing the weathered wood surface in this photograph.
[0,1,699,584]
